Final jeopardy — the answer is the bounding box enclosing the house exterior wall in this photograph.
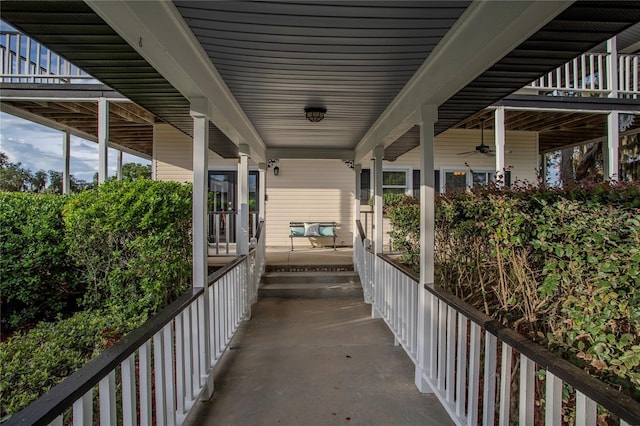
[265,159,355,248]
[153,123,239,182]
[153,124,538,249]
[390,128,539,185]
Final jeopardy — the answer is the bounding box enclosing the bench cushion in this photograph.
[319,226,335,237]
[290,226,304,237]
[303,222,321,236]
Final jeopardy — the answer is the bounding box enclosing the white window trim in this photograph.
[382,167,412,195]
[440,167,495,192]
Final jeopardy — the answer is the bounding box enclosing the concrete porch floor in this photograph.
[182,296,453,426]
[208,246,355,270]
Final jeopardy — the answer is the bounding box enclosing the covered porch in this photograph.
[2,1,640,425]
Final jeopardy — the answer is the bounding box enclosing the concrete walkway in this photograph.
[183,297,453,426]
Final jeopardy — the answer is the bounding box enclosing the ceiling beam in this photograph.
[0,102,152,160]
[354,0,573,163]
[86,0,267,163]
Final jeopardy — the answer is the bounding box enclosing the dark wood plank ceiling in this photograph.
[1,98,155,157]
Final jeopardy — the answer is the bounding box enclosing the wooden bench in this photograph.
[289,221,337,251]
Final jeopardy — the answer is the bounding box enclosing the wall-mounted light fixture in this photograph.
[268,159,280,176]
[304,106,327,123]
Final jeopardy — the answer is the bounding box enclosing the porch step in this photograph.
[259,271,362,298]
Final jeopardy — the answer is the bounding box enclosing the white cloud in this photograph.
[0,112,150,184]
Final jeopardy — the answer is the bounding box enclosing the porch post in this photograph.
[372,146,384,319]
[117,150,123,181]
[494,107,506,184]
[258,162,267,223]
[97,98,109,184]
[373,146,384,254]
[62,130,71,194]
[415,104,438,393]
[354,164,362,245]
[605,37,619,181]
[237,144,250,255]
[190,98,213,397]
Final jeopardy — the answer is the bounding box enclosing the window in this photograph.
[383,170,408,194]
[360,169,371,204]
[442,169,498,192]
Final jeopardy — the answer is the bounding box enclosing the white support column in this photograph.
[97,98,109,184]
[190,98,213,399]
[258,162,266,222]
[605,112,620,181]
[415,104,438,393]
[237,144,250,256]
[605,37,620,181]
[117,150,123,181]
[494,107,506,183]
[62,130,71,194]
[373,146,384,255]
[354,164,362,246]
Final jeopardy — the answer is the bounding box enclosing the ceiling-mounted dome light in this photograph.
[304,106,327,123]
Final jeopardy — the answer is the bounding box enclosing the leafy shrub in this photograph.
[386,181,640,399]
[0,193,83,333]
[63,179,193,317]
[0,307,147,420]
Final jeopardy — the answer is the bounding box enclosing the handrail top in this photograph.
[374,252,640,424]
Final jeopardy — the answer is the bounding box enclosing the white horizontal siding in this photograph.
[153,123,245,183]
[266,159,354,248]
[390,128,539,185]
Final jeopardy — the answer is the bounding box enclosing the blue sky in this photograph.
[0,111,150,183]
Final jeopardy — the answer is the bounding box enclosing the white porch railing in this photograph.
[353,220,640,426]
[525,51,640,98]
[0,30,97,84]
[4,223,265,426]
[208,211,259,255]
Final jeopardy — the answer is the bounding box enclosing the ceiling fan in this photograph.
[457,118,494,156]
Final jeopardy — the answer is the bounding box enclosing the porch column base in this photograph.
[414,366,433,393]
[371,304,382,319]
[199,370,215,401]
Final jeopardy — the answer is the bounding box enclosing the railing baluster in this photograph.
[98,370,116,426]
[72,389,93,426]
[519,355,535,426]
[498,343,512,426]
[589,54,595,90]
[437,300,447,391]
[576,390,597,426]
[467,322,481,426]
[139,341,152,426]
[545,371,562,426]
[49,415,63,426]
[198,294,207,386]
[162,323,177,426]
[182,309,193,403]
[190,303,200,396]
[153,331,166,426]
[121,353,137,426]
[445,306,456,404]
[175,313,185,415]
[455,313,467,419]
[482,332,497,426]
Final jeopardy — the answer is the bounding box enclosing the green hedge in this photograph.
[0,193,83,332]
[386,182,640,399]
[1,180,194,419]
[0,307,146,421]
[64,179,193,316]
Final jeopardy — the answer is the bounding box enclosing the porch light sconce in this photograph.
[268,159,280,176]
[304,106,327,123]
